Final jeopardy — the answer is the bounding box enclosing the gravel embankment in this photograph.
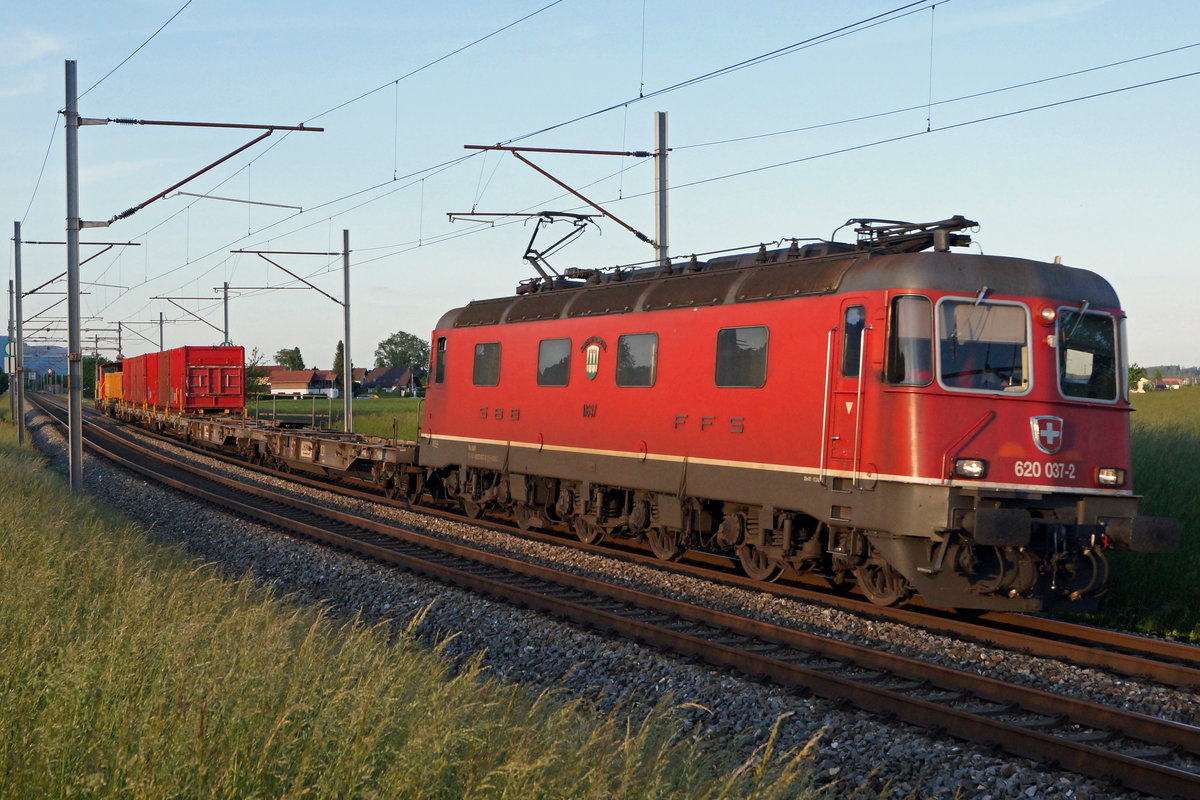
[26,404,1183,799]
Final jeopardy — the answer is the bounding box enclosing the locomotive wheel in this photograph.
[461,499,483,519]
[737,544,784,582]
[646,527,684,561]
[854,557,912,606]
[573,517,605,545]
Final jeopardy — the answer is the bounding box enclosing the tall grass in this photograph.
[0,423,819,799]
[1090,389,1200,641]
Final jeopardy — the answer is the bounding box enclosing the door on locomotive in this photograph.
[826,299,869,481]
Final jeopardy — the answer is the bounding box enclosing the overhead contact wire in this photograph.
[78,0,196,101]
[673,40,1200,150]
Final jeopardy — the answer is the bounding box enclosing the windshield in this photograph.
[1057,309,1117,400]
[937,299,1029,393]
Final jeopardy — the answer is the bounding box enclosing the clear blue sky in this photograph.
[3,0,1198,370]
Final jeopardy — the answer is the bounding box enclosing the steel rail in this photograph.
[72,395,1200,691]
[31,396,1200,799]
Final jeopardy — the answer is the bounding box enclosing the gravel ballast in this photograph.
[25,404,1186,799]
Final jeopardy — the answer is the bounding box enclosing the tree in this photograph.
[275,347,305,371]
[1128,363,1145,387]
[332,340,345,378]
[246,347,270,397]
[1152,367,1163,383]
[81,354,109,399]
[374,330,429,378]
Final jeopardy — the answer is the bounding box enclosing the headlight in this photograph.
[1096,467,1126,487]
[953,458,988,479]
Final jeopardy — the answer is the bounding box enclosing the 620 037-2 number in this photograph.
[1014,460,1076,479]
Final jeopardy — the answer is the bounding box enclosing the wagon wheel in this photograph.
[403,474,424,507]
[854,557,912,606]
[737,543,784,582]
[646,527,684,561]
[573,516,605,545]
[383,478,401,500]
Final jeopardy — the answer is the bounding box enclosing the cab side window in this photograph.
[715,325,768,387]
[886,296,933,385]
[537,338,570,387]
[472,342,501,386]
[841,306,866,377]
[616,333,657,387]
[434,337,447,384]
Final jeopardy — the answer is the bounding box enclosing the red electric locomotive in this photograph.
[420,216,1179,612]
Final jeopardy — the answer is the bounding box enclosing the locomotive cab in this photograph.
[860,278,1179,609]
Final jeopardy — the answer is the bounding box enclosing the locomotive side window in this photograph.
[841,306,866,377]
[537,338,571,387]
[616,333,657,387]
[937,300,1030,393]
[434,337,447,384]
[1057,309,1117,401]
[886,296,933,385]
[472,342,501,386]
[715,326,768,387]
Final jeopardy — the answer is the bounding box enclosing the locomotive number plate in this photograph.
[1013,460,1077,480]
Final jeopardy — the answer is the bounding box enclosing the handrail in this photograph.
[852,325,870,489]
[818,328,835,485]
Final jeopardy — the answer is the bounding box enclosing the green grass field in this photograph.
[0,420,818,799]
[245,395,422,439]
[1085,388,1200,641]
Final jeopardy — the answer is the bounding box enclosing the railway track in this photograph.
[65,395,1200,694]
[29,394,1200,798]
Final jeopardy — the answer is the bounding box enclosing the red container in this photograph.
[170,346,244,412]
[117,346,244,412]
[157,350,171,407]
[146,352,161,406]
[122,353,148,404]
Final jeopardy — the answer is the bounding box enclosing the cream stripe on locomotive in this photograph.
[425,433,1134,499]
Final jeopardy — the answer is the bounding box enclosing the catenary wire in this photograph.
[19,115,61,225]
[102,63,1200,328]
[75,5,1185,337]
[83,1,571,308]
[96,0,943,305]
[495,0,944,147]
[653,70,1200,195]
[78,0,196,101]
[673,41,1200,151]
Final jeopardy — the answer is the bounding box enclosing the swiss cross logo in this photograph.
[1030,416,1064,455]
